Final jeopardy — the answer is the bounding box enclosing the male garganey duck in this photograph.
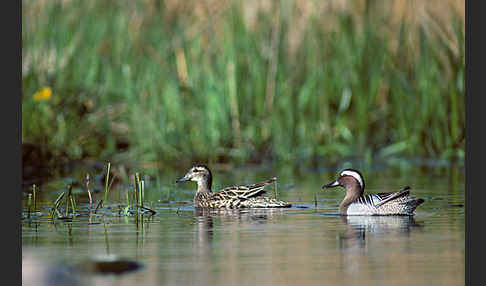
[322,169,424,215]
[176,165,291,208]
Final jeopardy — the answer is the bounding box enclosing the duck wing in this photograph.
[373,186,411,207]
[354,186,411,208]
[211,177,277,200]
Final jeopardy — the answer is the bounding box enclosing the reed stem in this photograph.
[135,173,141,209]
[141,180,145,207]
[274,180,278,199]
[32,184,36,213]
[27,194,32,219]
[103,162,111,212]
[86,173,92,209]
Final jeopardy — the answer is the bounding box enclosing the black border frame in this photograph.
[465,0,472,285]
[9,0,21,285]
[15,1,473,285]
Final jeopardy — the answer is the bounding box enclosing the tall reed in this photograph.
[22,0,465,167]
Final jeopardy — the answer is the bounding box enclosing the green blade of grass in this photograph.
[102,162,111,212]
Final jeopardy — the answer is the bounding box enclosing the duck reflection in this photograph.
[191,208,286,284]
[194,208,215,254]
[336,215,424,278]
[338,215,423,250]
[192,207,286,250]
[194,207,285,225]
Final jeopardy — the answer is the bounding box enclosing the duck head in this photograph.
[322,169,365,193]
[322,169,366,214]
[176,165,213,192]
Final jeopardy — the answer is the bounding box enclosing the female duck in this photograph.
[322,169,424,215]
[176,165,291,208]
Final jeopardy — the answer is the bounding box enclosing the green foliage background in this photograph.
[22,0,465,169]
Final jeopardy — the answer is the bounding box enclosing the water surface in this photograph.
[22,165,465,286]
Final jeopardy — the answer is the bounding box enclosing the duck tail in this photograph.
[404,197,425,213]
[409,197,425,208]
[256,177,277,187]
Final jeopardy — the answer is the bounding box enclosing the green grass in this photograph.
[22,0,465,169]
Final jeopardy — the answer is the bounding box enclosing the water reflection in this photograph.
[187,208,288,285]
[338,215,423,250]
[22,163,464,286]
[194,209,214,257]
[23,252,85,286]
[344,215,423,234]
[192,207,282,248]
[336,215,426,281]
[193,207,284,220]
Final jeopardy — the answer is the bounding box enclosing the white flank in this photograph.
[346,203,375,215]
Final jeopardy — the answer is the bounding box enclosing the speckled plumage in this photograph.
[176,165,291,209]
[322,169,424,216]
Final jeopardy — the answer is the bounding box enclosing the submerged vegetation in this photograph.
[22,0,465,171]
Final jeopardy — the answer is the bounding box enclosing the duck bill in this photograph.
[175,173,191,183]
[322,179,340,189]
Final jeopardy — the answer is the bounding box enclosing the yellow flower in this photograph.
[33,87,52,102]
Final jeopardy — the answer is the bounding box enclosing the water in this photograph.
[22,164,465,286]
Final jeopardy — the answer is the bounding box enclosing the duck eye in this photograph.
[193,169,200,173]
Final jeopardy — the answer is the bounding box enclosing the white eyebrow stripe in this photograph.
[340,170,363,189]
